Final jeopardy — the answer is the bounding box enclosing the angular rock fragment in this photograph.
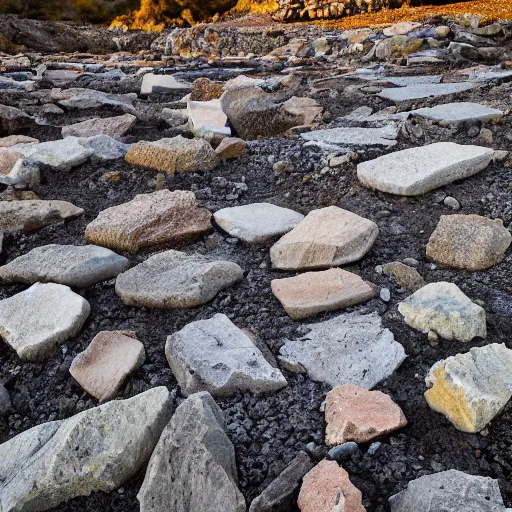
[190,77,224,101]
[377,82,478,102]
[165,313,287,397]
[383,262,425,292]
[140,73,192,95]
[62,113,136,139]
[0,148,22,175]
[85,190,211,253]
[215,137,247,159]
[79,134,131,160]
[116,250,243,309]
[0,387,171,512]
[411,102,504,124]
[138,391,245,512]
[0,104,33,135]
[188,99,231,136]
[0,135,38,147]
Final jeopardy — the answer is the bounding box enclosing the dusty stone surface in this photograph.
[188,99,231,135]
[377,82,478,102]
[70,331,145,402]
[0,135,38,147]
[140,73,192,95]
[325,384,407,446]
[115,250,243,309]
[383,262,425,292]
[398,282,487,342]
[426,214,512,271]
[271,268,378,320]
[190,77,224,101]
[62,114,136,140]
[411,102,504,124]
[85,190,212,253]
[137,391,246,512]
[215,137,247,159]
[270,206,378,270]
[165,313,287,397]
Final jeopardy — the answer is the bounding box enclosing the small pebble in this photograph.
[327,442,359,461]
[375,265,383,274]
[443,196,460,210]
[380,288,391,302]
[428,330,439,345]
[403,258,419,267]
[368,442,382,455]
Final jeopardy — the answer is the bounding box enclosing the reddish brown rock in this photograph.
[215,137,247,160]
[0,135,39,148]
[190,77,224,101]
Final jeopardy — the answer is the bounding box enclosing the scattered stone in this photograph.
[188,99,230,135]
[282,96,323,129]
[380,287,391,302]
[367,442,381,455]
[443,196,460,210]
[0,135,38,147]
[480,127,494,144]
[115,250,243,309]
[383,261,425,292]
[270,206,378,270]
[0,104,33,134]
[0,382,11,415]
[215,137,247,159]
[398,282,486,342]
[190,77,224,101]
[327,442,359,462]
[383,22,422,37]
[436,26,451,38]
[140,73,192,95]
[377,82,478,102]
[85,190,211,253]
[62,114,136,140]
[0,148,22,175]
[411,102,504,124]
[79,134,131,160]
[165,313,287,397]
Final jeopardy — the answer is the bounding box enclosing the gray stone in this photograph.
[0,104,33,134]
[165,313,287,397]
[384,75,443,87]
[140,73,192,95]
[279,312,406,389]
[0,244,130,288]
[411,102,504,124]
[116,251,243,309]
[62,114,136,140]
[0,382,11,415]
[377,82,478,102]
[327,442,359,462]
[137,391,245,512]
[0,387,171,512]
[79,134,131,160]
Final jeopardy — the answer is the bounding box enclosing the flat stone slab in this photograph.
[398,282,486,342]
[214,203,304,244]
[53,87,137,109]
[357,142,495,196]
[62,113,136,139]
[377,82,478,102]
[425,344,512,433]
[411,102,504,123]
[0,387,171,512]
[115,250,243,309]
[188,99,231,136]
[0,135,38,147]
[0,244,130,288]
[271,268,378,320]
[140,73,192,95]
[383,75,442,87]
[215,137,247,160]
[78,134,131,160]
[279,312,406,389]
[165,313,287,397]
[70,331,145,402]
[0,283,90,361]
[85,190,212,253]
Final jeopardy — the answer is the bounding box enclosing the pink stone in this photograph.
[215,137,247,159]
[0,135,39,148]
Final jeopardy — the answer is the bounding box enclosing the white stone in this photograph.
[377,82,478,102]
[411,102,504,123]
[141,73,192,95]
[187,99,231,136]
[383,22,422,37]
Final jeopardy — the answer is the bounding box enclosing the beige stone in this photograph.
[215,137,247,160]
[283,97,323,128]
[0,149,22,175]
[0,135,38,148]
[383,262,425,292]
[62,114,136,140]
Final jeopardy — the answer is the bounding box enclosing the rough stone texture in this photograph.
[283,97,323,129]
[0,104,33,135]
[0,387,172,512]
[215,137,247,159]
[62,114,136,140]
[271,268,378,320]
[297,460,366,512]
[70,331,145,402]
[214,203,304,244]
[53,88,137,109]
[190,77,224,101]
[0,148,22,175]
[325,384,407,446]
[115,250,243,309]
[398,282,487,342]
[411,102,504,124]
[0,382,11,415]
[0,282,90,361]
[0,244,130,288]
[270,206,378,270]
[357,142,495,196]
[377,82,478,102]
[188,99,231,135]
[383,262,425,292]
[0,199,84,234]
[79,134,131,160]
[125,135,219,174]
[426,215,512,271]
[137,391,246,512]
[140,73,192,95]
[279,312,406,389]
[0,135,38,147]
[85,190,212,253]
[165,313,287,397]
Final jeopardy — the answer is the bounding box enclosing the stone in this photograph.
[125,135,218,174]
[165,313,287,397]
[0,199,84,234]
[79,134,131,160]
[0,382,11,415]
[137,391,245,512]
[398,282,486,342]
[270,206,378,270]
[0,282,90,361]
[188,99,231,135]
[271,268,378,320]
[0,148,22,175]
[215,137,247,159]
[298,460,366,512]
[383,261,425,292]
[327,443,359,462]
[443,196,460,210]
[377,82,478,102]
[435,26,451,38]
[62,113,136,140]
[116,250,243,309]
[411,102,504,124]
[325,384,407,446]
[383,22,422,37]
[0,135,38,147]
[53,88,137,109]
[0,244,130,288]
[140,73,192,95]
[357,142,495,196]
[249,452,314,512]
[214,203,304,244]
[283,97,323,129]
[390,470,510,512]
[0,387,171,512]
[425,344,512,433]
[190,77,224,101]
[70,331,145,402]
[279,312,406,389]
[0,104,33,135]
[85,190,212,253]
[426,215,511,271]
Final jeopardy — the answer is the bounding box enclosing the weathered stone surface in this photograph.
[426,215,511,271]
[140,73,192,95]
[425,344,512,433]
[138,391,245,512]
[0,104,33,135]
[0,282,90,361]
[411,102,504,124]
[165,313,287,396]
[85,190,212,253]
[398,282,486,342]
[214,203,304,244]
[325,384,407,446]
[0,244,130,288]
[70,331,145,402]
[62,114,136,139]
[298,460,366,512]
[270,206,378,270]
[0,135,38,147]
[79,134,131,160]
[271,268,378,320]
[188,99,231,135]
[0,148,22,175]
[377,82,478,102]
[125,135,219,174]
[279,312,406,389]
[116,250,243,309]
[283,96,323,129]
[53,87,137,109]
[383,22,422,37]
[190,77,224,101]
[357,142,494,196]
[215,137,247,159]
[0,387,171,512]
[383,262,425,292]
